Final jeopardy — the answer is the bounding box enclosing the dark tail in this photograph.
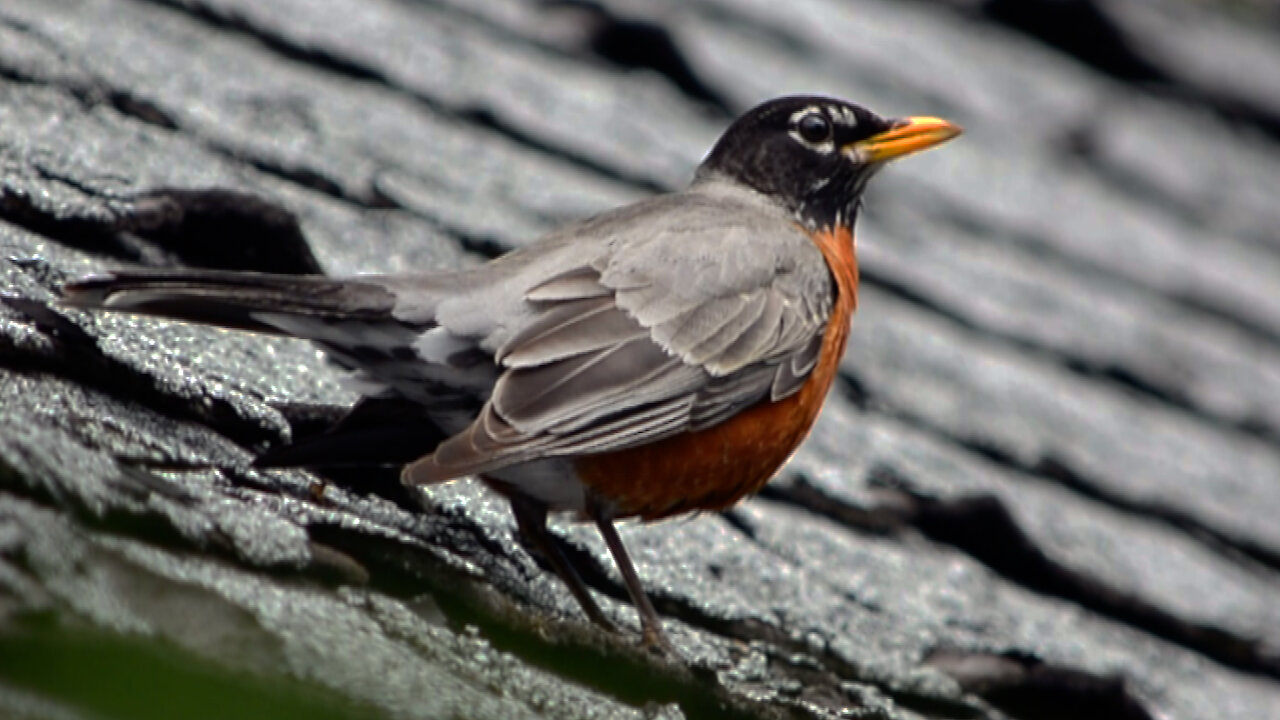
[60,269,469,471]
[61,270,402,334]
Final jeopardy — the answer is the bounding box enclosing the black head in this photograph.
[696,96,960,231]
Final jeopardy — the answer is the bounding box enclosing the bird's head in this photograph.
[697,95,961,231]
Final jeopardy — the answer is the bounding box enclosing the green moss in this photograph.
[0,612,386,720]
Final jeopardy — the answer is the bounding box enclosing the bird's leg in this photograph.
[508,493,617,632]
[588,499,674,652]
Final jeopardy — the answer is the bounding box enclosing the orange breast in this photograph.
[574,227,859,520]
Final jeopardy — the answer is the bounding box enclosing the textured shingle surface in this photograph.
[1,1,1278,718]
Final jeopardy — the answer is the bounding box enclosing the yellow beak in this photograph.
[848,116,962,163]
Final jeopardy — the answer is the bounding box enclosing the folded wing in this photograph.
[408,204,834,483]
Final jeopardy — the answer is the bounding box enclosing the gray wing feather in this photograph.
[689,364,777,427]
[407,184,837,484]
[497,334,701,435]
[602,222,829,376]
[771,333,824,400]
[498,297,647,368]
[523,268,614,302]
[683,290,769,365]
[428,394,695,479]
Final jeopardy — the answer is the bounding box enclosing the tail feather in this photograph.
[61,270,404,334]
[60,268,489,473]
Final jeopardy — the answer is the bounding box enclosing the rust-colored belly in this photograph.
[573,227,858,520]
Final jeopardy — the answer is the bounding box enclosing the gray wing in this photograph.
[405,187,836,484]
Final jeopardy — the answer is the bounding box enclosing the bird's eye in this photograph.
[797,112,833,144]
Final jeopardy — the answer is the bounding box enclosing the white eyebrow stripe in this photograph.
[788,105,826,125]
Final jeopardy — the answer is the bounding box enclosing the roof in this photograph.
[1,0,1278,718]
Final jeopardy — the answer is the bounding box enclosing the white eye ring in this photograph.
[787,106,838,152]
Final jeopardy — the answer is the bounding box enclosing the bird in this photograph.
[61,96,960,650]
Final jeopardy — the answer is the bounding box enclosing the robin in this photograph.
[62,96,960,649]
